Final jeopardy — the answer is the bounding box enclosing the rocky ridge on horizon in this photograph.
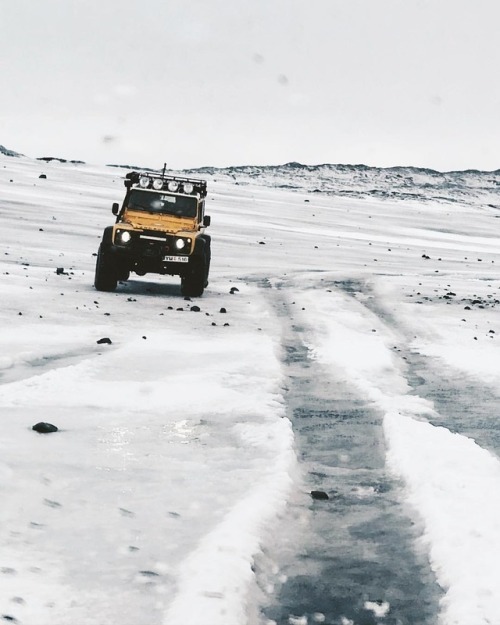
[2,143,499,207]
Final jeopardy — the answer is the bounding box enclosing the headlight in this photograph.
[152,178,164,190]
[175,238,186,250]
[116,230,132,244]
[183,182,194,194]
[167,180,179,192]
[139,176,150,188]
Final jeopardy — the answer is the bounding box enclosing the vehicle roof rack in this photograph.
[125,171,207,198]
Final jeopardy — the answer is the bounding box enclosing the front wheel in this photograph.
[94,245,118,292]
[181,256,207,297]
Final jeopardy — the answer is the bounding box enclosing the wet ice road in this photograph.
[259,298,441,625]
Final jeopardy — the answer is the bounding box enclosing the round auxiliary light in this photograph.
[120,231,132,243]
[167,180,179,192]
[175,238,186,250]
[152,178,164,190]
[183,182,194,194]
[139,176,150,188]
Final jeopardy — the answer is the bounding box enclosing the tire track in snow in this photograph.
[406,355,500,457]
[265,275,500,625]
[257,278,441,625]
[357,278,500,458]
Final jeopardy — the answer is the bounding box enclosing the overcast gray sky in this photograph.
[1,0,499,170]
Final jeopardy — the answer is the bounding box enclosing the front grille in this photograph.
[134,231,188,257]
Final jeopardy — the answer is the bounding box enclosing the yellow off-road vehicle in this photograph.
[94,170,211,297]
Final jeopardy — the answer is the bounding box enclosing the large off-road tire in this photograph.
[94,245,118,292]
[181,255,208,297]
[204,239,211,288]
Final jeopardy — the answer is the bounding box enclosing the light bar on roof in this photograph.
[124,171,207,197]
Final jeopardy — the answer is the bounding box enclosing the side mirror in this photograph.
[203,215,211,227]
[112,202,119,215]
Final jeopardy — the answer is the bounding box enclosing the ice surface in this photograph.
[2,155,500,623]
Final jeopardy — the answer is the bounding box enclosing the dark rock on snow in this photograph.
[311,490,329,500]
[32,422,58,434]
[97,337,112,345]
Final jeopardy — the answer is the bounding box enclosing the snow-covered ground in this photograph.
[1,154,500,625]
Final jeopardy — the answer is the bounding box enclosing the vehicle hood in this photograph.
[122,210,197,234]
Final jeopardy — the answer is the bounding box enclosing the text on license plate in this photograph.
[163,255,189,263]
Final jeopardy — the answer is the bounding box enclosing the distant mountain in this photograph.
[0,144,23,157]
[184,162,500,207]
[37,156,85,164]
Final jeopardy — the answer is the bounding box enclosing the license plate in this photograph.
[163,255,189,263]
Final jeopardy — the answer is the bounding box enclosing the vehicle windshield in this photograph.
[127,189,198,218]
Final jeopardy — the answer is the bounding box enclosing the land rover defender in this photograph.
[94,170,211,297]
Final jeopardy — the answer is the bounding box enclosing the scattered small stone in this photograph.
[258,241,266,245]
[176,307,184,311]
[119,508,135,518]
[191,305,201,312]
[422,254,430,259]
[39,174,47,179]
[211,322,217,326]
[142,336,147,339]
[1,568,16,575]
[32,422,58,434]
[128,546,139,552]
[229,287,239,294]
[139,570,160,577]
[97,337,112,344]
[2,615,18,622]
[219,307,227,313]
[43,499,62,508]
[311,490,329,500]
[55,267,67,275]
[223,323,230,327]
